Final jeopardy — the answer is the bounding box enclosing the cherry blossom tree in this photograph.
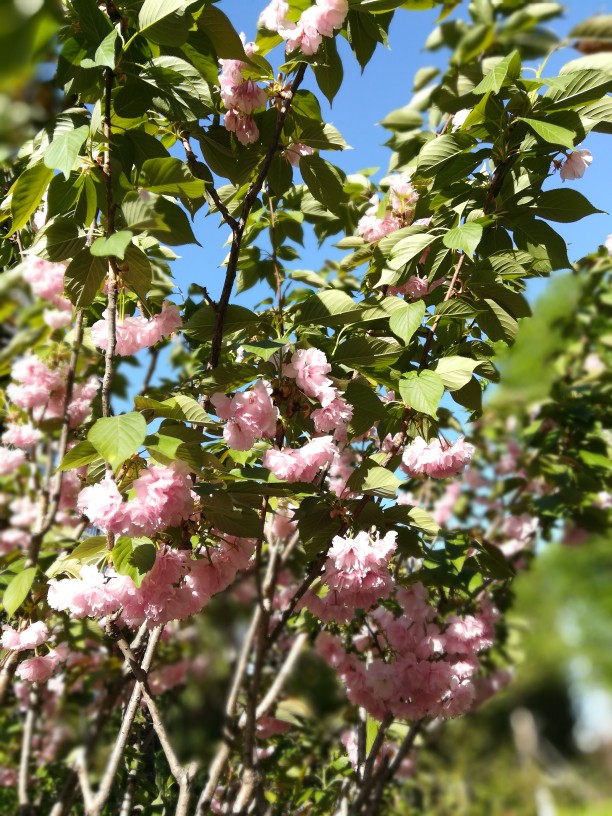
[0,1,610,814]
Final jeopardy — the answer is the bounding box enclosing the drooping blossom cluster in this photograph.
[48,536,256,629]
[2,422,42,449]
[21,255,73,329]
[559,147,592,181]
[90,301,182,356]
[1,621,49,651]
[76,463,194,537]
[401,436,475,479]
[263,435,337,482]
[358,174,419,243]
[211,379,278,450]
[260,0,349,56]
[0,446,26,476]
[219,39,267,145]
[304,530,397,623]
[316,584,499,722]
[15,643,69,684]
[6,355,99,427]
[388,274,443,299]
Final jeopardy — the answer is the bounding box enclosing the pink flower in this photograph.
[15,647,67,683]
[452,108,471,131]
[279,18,323,55]
[306,0,348,37]
[10,496,37,528]
[7,355,65,411]
[285,347,335,404]
[230,80,268,115]
[282,142,315,166]
[1,621,49,651]
[43,307,73,330]
[311,394,353,442]
[21,256,66,304]
[263,435,337,482]
[211,380,278,451]
[224,110,260,145]
[259,0,289,31]
[388,275,443,298]
[0,446,26,476]
[401,436,475,479]
[90,302,181,357]
[559,148,592,181]
[328,448,356,498]
[77,475,124,528]
[2,423,42,449]
[358,213,402,243]
[47,565,125,619]
[388,173,418,215]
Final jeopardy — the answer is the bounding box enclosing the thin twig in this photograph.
[180,132,238,230]
[208,63,307,370]
[18,686,38,816]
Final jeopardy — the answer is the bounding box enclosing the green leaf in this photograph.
[197,5,248,59]
[442,222,483,259]
[64,249,107,307]
[312,36,343,105]
[534,188,604,223]
[435,356,482,390]
[44,125,89,181]
[57,440,101,471]
[398,370,444,417]
[135,395,209,425]
[416,133,474,176]
[380,106,423,131]
[88,412,147,472]
[138,0,197,46]
[122,191,199,246]
[69,536,108,564]
[295,290,363,326]
[90,230,134,260]
[387,232,437,271]
[345,380,386,436]
[183,304,261,342]
[120,245,152,301]
[31,219,86,262]
[3,568,36,618]
[9,164,54,235]
[140,157,205,199]
[389,300,426,344]
[519,118,576,149]
[300,155,345,214]
[348,464,401,498]
[407,507,440,536]
[113,537,157,588]
[200,494,262,538]
[335,337,402,370]
[472,50,521,94]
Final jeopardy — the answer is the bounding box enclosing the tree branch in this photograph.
[18,686,38,816]
[207,63,307,370]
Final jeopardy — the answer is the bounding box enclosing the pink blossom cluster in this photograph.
[401,436,475,479]
[499,513,539,558]
[2,422,42,449]
[48,536,256,628]
[316,585,499,721]
[260,0,348,56]
[90,301,182,356]
[21,256,73,329]
[304,530,397,623]
[1,621,49,651]
[358,176,420,243]
[284,347,353,441]
[388,274,443,299]
[263,435,337,483]
[6,355,99,427]
[0,446,26,476]
[219,40,267,145]
[282,142,315,166]
[211,380,278,450]
[76,464,194,537]
[559,147,592,181]
[16,643,69,684]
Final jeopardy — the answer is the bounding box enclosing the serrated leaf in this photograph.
[31,219,86,262]
[334,337,402,369]
[300,155,345,214]
[197,5,248,59]
[388,233,437,270]
[398,370,444,417]
[472,50,520,94]
[113,537,157,588]
[200,494,262,538]
[3,568,36,618]
[183,304,261,341]
[64,249,107,307]
[90,230,134,260]
[135,395,209,424]
[408,507,440,536]
[57,440,101,471]
[10,164,54,235]
[69,536,108,564]
[295,290,363,326]
[534,188,604,222]
[435,356,482,390]
[348,464,401,498]
[443,222,483,259]
[389,300,426,344]
[88,412,147,472]
[44,125,89,180]
[519,118,576,149]
[138,0,196,46]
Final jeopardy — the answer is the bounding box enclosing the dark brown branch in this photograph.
[180,132,238,230]
[207,62,307,370]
